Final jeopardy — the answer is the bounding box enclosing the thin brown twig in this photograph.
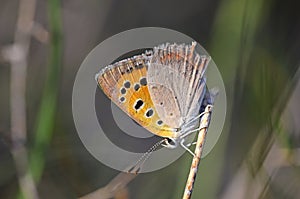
[79,172,137,199]
[182,105,213,199]
[5,0,39,198]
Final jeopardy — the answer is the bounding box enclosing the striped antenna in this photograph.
[127,138,167,174]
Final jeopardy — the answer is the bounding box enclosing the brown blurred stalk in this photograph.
[7,0,39,198]
[79,172,136,199]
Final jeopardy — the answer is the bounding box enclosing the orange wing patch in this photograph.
[96,54,178,139]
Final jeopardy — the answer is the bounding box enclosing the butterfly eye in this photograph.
[166,138,176,147]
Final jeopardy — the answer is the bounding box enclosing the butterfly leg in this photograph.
[180,106,212,139]
[180,139,196,157]
[186,142,197,147]
[179,126,202,139]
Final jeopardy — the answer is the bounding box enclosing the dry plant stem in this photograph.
[79,172,137,199]
[9,0,39,198]
[182,105,212,199]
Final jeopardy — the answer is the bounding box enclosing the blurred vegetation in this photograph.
[29,0,62,182]
[0,0,299,199]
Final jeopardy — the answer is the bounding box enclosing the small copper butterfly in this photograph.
[95,42,211,155]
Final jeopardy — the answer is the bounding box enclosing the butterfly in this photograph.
[95,42,212,155]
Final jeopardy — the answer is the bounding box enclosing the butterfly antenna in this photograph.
[127,139,167,174]
[137,139,168,170]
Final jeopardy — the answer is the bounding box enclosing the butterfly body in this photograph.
[96,42,211,148]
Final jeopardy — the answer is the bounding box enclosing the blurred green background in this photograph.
[0,0,300,198]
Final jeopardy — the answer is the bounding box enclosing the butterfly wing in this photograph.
[147,42,210,128]
[96,53,178,138]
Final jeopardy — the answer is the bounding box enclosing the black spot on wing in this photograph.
[140,77,147,86]
[124,81,131,88]
[134,99,144,110]
[119,96,125,103]
[120,87,126,94]
[157,120,163,125]
[134,83,140,91]
[145,108,154,118]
